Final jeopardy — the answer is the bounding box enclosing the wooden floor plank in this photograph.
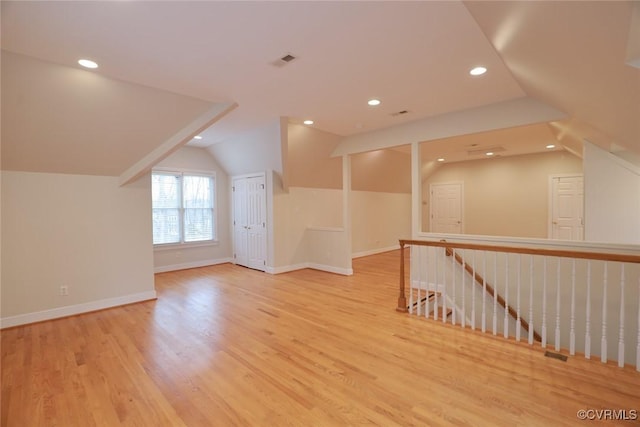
[2,250,639,426]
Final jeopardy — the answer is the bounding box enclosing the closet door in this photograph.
[232,174,267,271]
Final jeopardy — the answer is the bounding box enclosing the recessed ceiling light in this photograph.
[546,144,556,149]
[193,135,203,140]
[78,59,98,69]
[437,158,445,162]
[368,99,381,106]
[486,152,494,156]
[303,120,314,125]
[469,66,487,76]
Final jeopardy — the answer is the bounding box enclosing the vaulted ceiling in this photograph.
[2,1,639,176]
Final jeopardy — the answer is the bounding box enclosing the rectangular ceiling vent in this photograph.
[390,110,410,117]
[271,53,297,68]
[467,146,506,156]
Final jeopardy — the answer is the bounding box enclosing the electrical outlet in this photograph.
[59,285,69,296]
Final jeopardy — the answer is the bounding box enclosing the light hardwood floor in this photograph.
[2,251,639,426]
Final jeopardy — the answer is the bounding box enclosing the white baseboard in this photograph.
[352,245,400,259]
[154,257,233,273]
[307,263,354,276]
[266,262,353,276]
[265,263,309,274]
[0,290,157,329]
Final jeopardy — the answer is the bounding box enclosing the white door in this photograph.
[551,175,584,240]
[232,174,267,271]
[430,182,463,233]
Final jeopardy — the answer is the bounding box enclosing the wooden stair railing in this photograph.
[396,238,640,371]
[444,246,542,342]
[409,291,453,318]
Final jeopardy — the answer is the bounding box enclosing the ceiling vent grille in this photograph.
[390,110,410,117]
[271,53,297,67]
[467,146,506,156]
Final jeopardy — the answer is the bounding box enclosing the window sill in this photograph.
[154,241,219,252]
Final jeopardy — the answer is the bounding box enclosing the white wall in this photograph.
[271,186,346,273]
[269,186,410,272]
[351,191,412,257]
[1,171,156,327]
[152,147,233,272]
[584,141,640,244]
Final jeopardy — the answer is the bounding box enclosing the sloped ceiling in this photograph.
[465,0,640,156]
[1,52,218,176]
[1,1,639,176]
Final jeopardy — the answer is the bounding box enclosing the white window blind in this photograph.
[152,172,215,245]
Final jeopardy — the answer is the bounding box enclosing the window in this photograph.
[152,171,215,245]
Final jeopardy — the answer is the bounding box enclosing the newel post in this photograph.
[396,240,408,312]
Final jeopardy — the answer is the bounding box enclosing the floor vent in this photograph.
[544,351,568,362]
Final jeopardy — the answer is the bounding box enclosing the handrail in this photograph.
[398,239,640,264]
[444,246,542,342]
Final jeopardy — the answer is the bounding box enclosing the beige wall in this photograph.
[422,150,583,237]
[269,129,413,271]
[352,148,411,193]
[287,123,343,189]
[1,171,155,326]
[152,147,233,272]
[207,119,284,177]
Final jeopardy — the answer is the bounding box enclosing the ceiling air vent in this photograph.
[390,110,410,117]
[271,53,298,68]
[467,146,506,156]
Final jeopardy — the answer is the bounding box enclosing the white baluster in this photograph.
[461,249,466,329]
[471,251,476,330]
[434,247,439,321]
[585,261,592,359]
[516,254,521,342]
[423,246,428,318]
[504,254,509,339]
[636,275,639,372]
[555,258,561,351]
[528,255,534,345]
[416,246,429,316]
[416,245,422,316]
[442,247,447,324]
[451,248,456,325]
[482,251,487,333]
[601,262,608,363]
[542,257,547,348]
[618,264,625,368]
[493,252,498,335]
[570,259,576,355]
